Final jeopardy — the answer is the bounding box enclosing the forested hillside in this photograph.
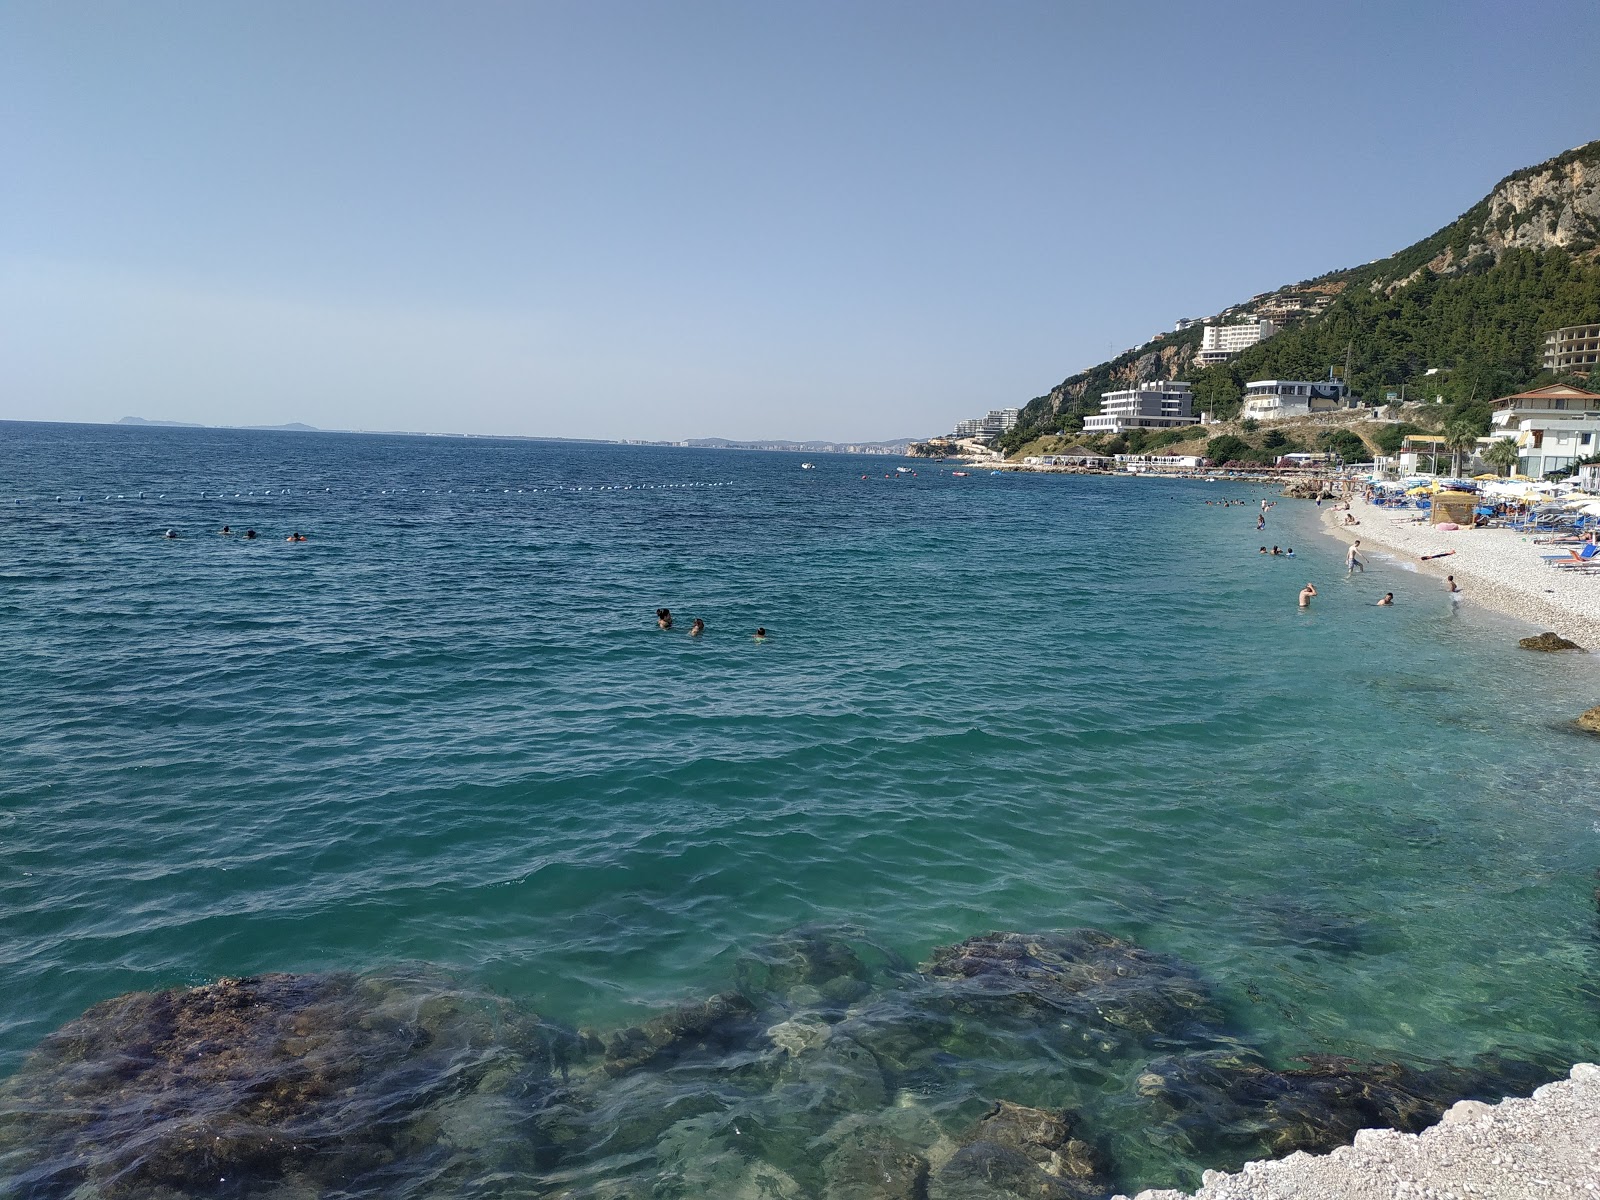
[997,141,1600,453]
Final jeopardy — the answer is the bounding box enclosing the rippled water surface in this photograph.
[2,421,1599,1196]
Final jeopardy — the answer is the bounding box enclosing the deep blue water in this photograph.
[2,421,1598,1196]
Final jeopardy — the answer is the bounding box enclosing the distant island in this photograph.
[119,416,320,432]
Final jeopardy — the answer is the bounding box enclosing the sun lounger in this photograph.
[1542,544,1600,565]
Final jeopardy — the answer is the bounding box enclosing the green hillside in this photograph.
[996,141,1600,453]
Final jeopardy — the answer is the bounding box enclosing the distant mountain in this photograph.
[118,417,320,432]
[998,139,1600,450]
[118,416,205,428]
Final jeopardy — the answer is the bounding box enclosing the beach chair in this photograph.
[1541,543,1600,566]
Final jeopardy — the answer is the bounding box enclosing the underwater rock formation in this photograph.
[920,930,1222,1045]
[602,990,757,1076]
[928,1099,1112,1200]
[0,969,582,1199]
[1133,1046,1552,1162]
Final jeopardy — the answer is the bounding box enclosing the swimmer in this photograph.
[1259,546,1268,554]
[219,525,232,535]
[689,618,705,637]
[754,627,767,641]
[656,608,673,630]
[1298,583,1317,608]
[244,529,257,540]
[1376,593,1394,606]
[1271,546,1282,556]
[1285,548,1294,557]
[1257,514,1266,530]
[163,529,178,539]
[1445,575,1460,593]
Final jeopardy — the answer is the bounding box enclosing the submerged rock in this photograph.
[822,1116,931,1200]
[736,925,908,1012]
[0,969,583,1199]
[921,930,1222,1044]
[928,1099,1112,1199]
[1133,1047,1551,1162]
[603,990,758,1076]
[1519,631,1583,651]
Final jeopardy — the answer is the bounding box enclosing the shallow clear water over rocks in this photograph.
[0,928,1561,1200]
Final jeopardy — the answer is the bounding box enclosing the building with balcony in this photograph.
[1542,324,1600,373]
[1082,382,1198,435]
[952,408,1020,442]
[1195,319,1278,366]
[1489,383,1600,430]
[1239,379,1353,421]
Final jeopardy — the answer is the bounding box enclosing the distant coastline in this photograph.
[105,416,921,455]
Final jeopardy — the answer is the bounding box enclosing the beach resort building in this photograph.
[1195,319,1278,366]
[1115,453,1206,472]
[1487,383,1600,431]
[1507,420,1600,479]
[1542,324,1600,373]
[1082,381,1198,435]
[1397,433,1449,475]
[1239,379,1353,421]
[952,408,1021,443]
[1045,445,1113,467]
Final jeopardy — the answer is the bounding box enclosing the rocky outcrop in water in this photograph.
[930,1100,1111,1200]
[1518,631,1583,651]
[1577,705,1600,733]
[602,990,757,1075]
[0,969,582,1199]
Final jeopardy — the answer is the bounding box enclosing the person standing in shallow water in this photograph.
[1347,540,1364,575]
[1299,583,1317,608]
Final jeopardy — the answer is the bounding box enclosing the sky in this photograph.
[3,1,1600,443]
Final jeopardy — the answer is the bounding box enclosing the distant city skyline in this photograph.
[3,1,1599,442]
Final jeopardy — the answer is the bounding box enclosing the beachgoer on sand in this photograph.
[1299,584,1317,608]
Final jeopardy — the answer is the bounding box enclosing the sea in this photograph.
[2,420,1598,1198]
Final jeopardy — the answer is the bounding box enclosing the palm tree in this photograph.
[1444,421,1480,477]
[1483,437,1519,477]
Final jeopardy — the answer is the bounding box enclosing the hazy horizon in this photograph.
[4,1,1599,443]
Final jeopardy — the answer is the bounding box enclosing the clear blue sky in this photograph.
[3,1,1598,441]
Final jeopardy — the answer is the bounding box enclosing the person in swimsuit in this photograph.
[656,608,673,630]
[689,618,705,637]
[1299,583,1317,608]
[754,627,767,641]
[1376,593,1394,606]
[1346,540,1364,574]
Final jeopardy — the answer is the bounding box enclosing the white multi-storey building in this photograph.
[1488,383,1600,430]
[1195,320,1278,366]
[1082,381,1198,435]
[1239,379,1352,421]
[953,408,1020,442]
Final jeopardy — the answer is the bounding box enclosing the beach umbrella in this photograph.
[1473,473,1500,480]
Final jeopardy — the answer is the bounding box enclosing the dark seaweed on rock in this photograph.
[0,969,583,1199]
[734,924,911,1013]
[1134,1046,1555,1163]
[920,930,1223,1044]
[929,1099,1113,1200]
[602,990,759,1076]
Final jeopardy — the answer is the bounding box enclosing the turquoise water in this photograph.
[2,421,1599,1196]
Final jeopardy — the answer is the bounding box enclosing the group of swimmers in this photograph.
[656,608,768,641]
[160,526,308,541]
[1259,545,1295,557]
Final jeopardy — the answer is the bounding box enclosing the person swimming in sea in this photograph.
[163,529,179,539]
[754,627,767,641]
[1270,545,1282,556]
[1298,583,1317,608]
[1376,592,1394,606]
[656,608,673,630]
[689,618,705,637]
[244,529,258,539]
[219,525,232,535]
[1285,547,1294,557]
[1259,546,1268,554]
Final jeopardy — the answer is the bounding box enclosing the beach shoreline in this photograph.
[1312,494,1600,650]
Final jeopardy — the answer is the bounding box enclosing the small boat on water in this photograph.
[895,466,913,474]
[951,470,969,477]
[800,462,816,470]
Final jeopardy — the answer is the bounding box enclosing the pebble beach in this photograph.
[1318,496,1600,648]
